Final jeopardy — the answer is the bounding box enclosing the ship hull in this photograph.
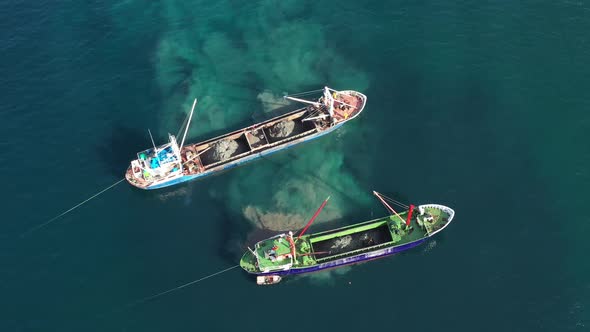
[240,202,455,281]
[140,121,344,190]
[249,237,428,277]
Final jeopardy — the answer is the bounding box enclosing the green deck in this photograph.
[254,235,293,271]
[240,205,453,274]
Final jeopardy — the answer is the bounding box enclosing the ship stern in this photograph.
[239,250,259,274]
[125,161,151,189]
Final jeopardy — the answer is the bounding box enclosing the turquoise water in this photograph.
[1,1,588,331]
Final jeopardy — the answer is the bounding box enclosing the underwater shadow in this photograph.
[214,204,266,284]
[215,201,254,266]
[258,150,377,212]
[96,125,151,178]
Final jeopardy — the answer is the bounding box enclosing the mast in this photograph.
[297,196,330,241]
[322,86,334,118]
[180,98,197,150]
[284,95,321,107]
[148,129,157,153]
[302,114,329,122]
[405,204,415,227]
[248,247,260,260]
[373,191,406,225]
[284,87,338,118]
[287,231,296,263]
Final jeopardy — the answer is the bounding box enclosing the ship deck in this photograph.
[240,204,455,275]
[180,108,324,174]
[254,235,294,272]
[332,91,365,123]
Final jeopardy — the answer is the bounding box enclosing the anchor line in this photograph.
[20,178,126,238]
[123,265,240,309]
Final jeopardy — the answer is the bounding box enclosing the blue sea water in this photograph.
[1,1,589,331]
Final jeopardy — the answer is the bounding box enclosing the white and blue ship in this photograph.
[125,87,367,190]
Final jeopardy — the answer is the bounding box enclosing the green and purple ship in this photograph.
[240,191,455,284]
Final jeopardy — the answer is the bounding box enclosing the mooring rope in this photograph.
[122,265,240,309]
[20,178,126,238]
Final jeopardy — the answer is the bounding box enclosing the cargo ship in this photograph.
[125,87,366,190]
[239,191,455,283]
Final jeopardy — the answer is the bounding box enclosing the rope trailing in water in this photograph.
[124,265,240,309]
[20,178,126,238]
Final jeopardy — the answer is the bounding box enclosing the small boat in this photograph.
[125,87,367,190]
[256,275,282,285]
[239,191,455,279]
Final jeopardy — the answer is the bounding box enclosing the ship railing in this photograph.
[315,241,397,263]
